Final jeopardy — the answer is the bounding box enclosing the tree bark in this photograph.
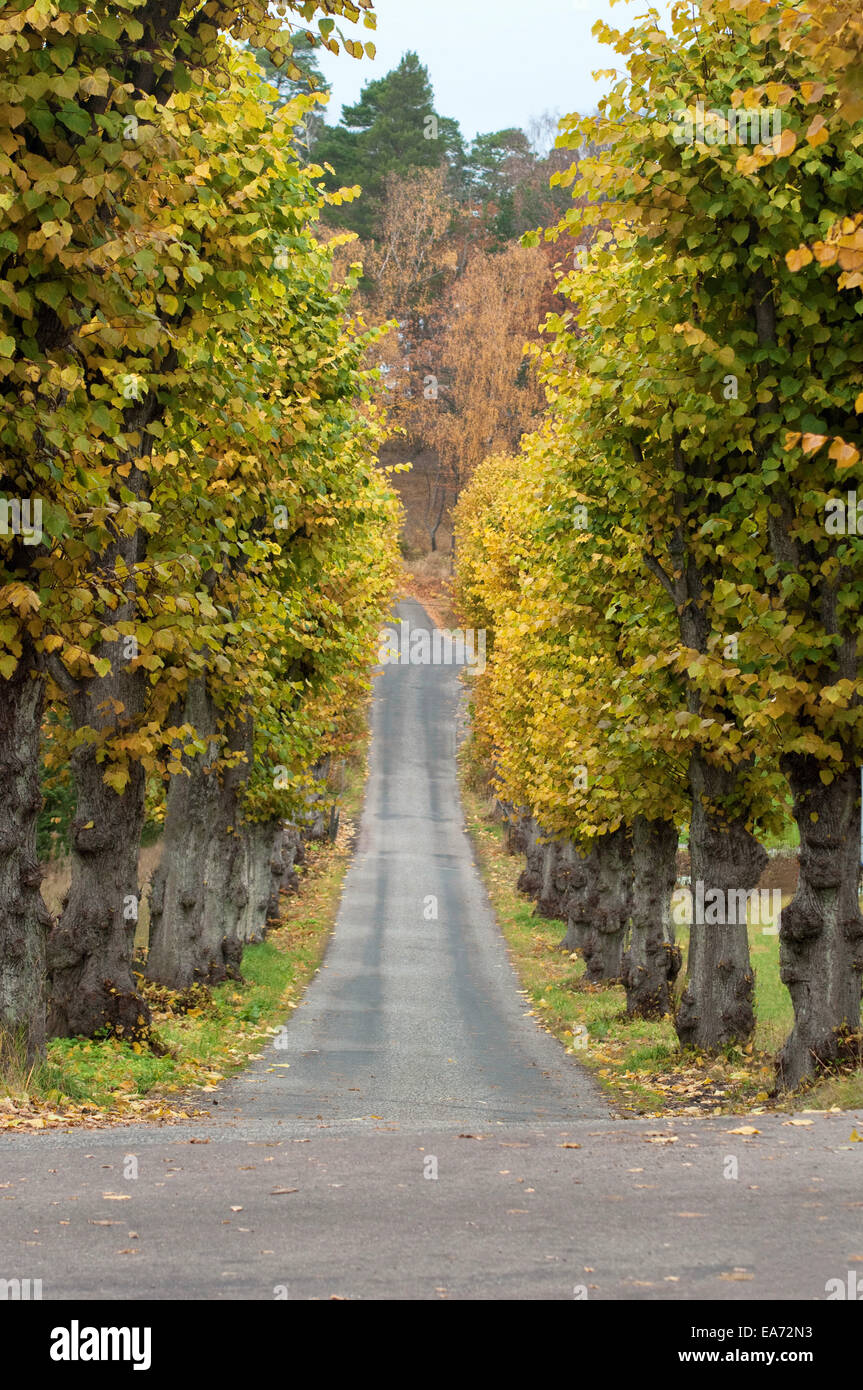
[234,821,282,945]
[561,841,600,953]
[578,826,632,984]
[146,684,250,989]
[675,754,765,1050]
[0,639,49,1067]
[503,811,529,856]
[266,822,303,922]
[516,818,546,901]
[536,839,567,920]
[47,717,148,1040]
[776,754,863,1088]
[622,815,681,1018]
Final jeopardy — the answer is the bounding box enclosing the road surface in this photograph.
[1,600,861,1300]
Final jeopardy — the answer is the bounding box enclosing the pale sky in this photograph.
[314,0,673,141]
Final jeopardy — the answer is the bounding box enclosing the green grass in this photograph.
[461,777,863,1116]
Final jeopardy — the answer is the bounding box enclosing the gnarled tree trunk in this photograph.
[561,841,600,953]
[0,639,48,1067]
[147,684,250,989]
[776,754,863,1088]
[234,821,282,945]
[622,815,680,1018]
[675,754,765,1050]
[578,826,632,984]
[266,823,303,922]
[502,808,529,856]
[47,666,149,1040]
[516,818,546,901]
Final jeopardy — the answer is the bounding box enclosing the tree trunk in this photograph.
[516,818,546,901]
[622,815,681,1018]
[578,826,632,984]
[535,839,565,920]
[675,754,765,1050]
[47,715,148,1040]
[266,823,303,922]
[0,640,49,1068]
[503,811,529,856]
[776,754,863,1088]
[561,841,600,953]
[234,821,281,945]
[146,684,250,989]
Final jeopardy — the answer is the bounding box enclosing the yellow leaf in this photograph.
[785,245,813,273]
[775,128,797,157]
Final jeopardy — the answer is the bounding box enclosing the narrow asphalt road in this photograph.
[1,600,861,1300]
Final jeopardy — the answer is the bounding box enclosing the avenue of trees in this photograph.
[455,0,863,1089]
[0,1,399,1069]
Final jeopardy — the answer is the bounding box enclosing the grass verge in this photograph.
[460,771,863,1117]
[0,756,367,1132]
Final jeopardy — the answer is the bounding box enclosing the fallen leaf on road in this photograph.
[189,1138,210,1144]
[720,1271,753,1281]
[782,1118,813,1127]
[230,1206,243,1212]
[676,1212,703,1218]
[270,1188,299,1195]
[457,1133,482,1140]
[850,1129,862,1142]
[559,1142,581,1149]
[727,1126,760,1136]
[644,1134,678,1144]
[102,1193,131,1201]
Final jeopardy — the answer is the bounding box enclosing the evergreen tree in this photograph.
[316,52,458,238]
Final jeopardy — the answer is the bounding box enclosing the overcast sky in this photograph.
[314,0,673,141]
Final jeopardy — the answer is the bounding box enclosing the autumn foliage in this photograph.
[0,2,398,1063]
[456,0,863,1086]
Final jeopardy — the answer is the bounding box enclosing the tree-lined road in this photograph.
[1,602,860,1299]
